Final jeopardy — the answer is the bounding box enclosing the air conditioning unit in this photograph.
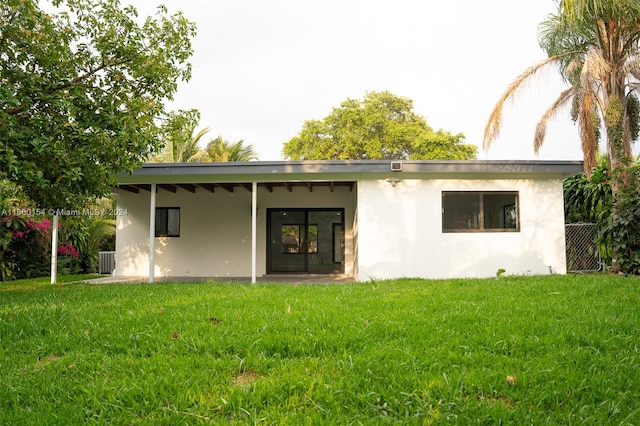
[390,161,403,172]
[99,251,116,274]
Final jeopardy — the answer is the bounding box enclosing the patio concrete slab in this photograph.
[78,274,354,285]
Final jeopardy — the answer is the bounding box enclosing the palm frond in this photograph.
[624,52,640,80]
[582,47,611,83]
[204,137,258,162]
[86,218,116,255]
[578,88,599,176]
[483,53,577,151]
[191,127,210,146]
[559,0,640,26]
[534,87,576,154]
[538,10,592,83]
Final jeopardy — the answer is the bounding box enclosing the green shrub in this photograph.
[1,181,83,280]
[608,164,640,274]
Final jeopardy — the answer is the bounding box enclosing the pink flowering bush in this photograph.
[1,194,81,279]
[1,215,82,279]
[2,215,51,279]
[2,183,115,279]
[58,241,79,258]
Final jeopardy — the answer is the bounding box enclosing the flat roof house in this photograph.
[113,160,583,283]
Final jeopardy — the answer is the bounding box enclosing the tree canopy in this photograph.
[0,0,196,209]
[282,91,477,161]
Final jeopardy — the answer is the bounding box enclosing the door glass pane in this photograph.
[269,211,305,272]
[307,211,343,274]
[282,224,302,253]
[268,209,344,274]
[307,225,318,254]
[333,224,342,263]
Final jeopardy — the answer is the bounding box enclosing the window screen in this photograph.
[155,207,180,237]
[442,191,519,232]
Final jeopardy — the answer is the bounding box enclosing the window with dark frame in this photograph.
[442,191,519,232]
[155,207,180,237]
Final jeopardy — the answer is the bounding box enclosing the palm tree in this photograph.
[204,136,258,162]
[484,0,640,181]
[152,126,210,163]
[151,110,210,163]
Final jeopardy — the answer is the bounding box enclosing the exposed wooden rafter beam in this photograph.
[263,183,274,193]
[176,184,197,193]
[158,184,177,193]
[114,181,357,195]
[216,183,234,193]
[196,183,215,193]
[117,185,139,194]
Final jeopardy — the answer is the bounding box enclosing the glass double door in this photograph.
[267,209,344,274]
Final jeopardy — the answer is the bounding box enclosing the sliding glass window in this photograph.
[442,191,519,232]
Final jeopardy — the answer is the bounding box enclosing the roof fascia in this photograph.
[116,160,584,184]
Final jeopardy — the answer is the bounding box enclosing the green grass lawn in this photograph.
[1,274,639,424]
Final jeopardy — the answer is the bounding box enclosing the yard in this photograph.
[1,274,639,424]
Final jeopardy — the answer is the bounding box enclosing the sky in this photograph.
[130,0,586,162]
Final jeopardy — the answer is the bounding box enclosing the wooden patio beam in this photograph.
[158,184,177,193]
[196,183,215,193]
[176,184,197,193]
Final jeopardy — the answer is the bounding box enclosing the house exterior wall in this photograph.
[356,178,567,280]
[114,185,356,278]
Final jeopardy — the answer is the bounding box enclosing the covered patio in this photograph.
[113,160,583,282]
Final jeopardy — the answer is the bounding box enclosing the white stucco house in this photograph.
[112,160,583,282]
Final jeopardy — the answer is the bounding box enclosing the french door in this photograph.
[267,208,344,273]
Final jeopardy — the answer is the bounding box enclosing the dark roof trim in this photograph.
[116,160,584,184]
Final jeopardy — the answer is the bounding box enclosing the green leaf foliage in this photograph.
[565,154,640,273]
[563,157,612,224]
[204,136,258,162]
[563,156,613,261]
[608,163,640,274]
[150,109,209,163]
[626,93,640,142]
[283,91,477,160]
[0,0,196,209]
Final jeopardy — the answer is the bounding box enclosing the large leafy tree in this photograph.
[283,91,477,160]
[0,0,196,209]
[484,0,640,179]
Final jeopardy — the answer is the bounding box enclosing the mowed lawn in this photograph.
[1,274,639,425]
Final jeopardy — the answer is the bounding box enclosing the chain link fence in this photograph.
[565,223,602,273]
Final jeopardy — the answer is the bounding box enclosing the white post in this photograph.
[50,213,58,284]
[149,183,156,283]
[251,181,257,284]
